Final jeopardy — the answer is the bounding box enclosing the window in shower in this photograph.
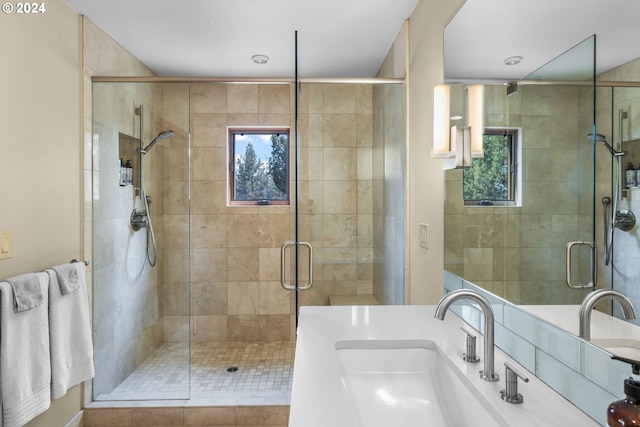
[228,127,290,205]
[463,128,520,206]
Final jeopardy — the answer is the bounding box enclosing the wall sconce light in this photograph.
[432,84,485,169]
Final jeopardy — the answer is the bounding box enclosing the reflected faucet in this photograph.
[435,289,499,382]
[579,289,637,340]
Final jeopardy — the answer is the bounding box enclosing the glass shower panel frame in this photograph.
[293,82,407,316]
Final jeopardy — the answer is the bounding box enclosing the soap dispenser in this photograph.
[608,355,640,426]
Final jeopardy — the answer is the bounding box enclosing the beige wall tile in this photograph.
[324,147,356,181]
[192,147,228,181]
[192,281,227,316]
[184,406,236,426]
[191,181,228,215]
[259,315,291,341]
[258,248,281,281]
[192,248,228,282]
[228,85,259,114]
[227,282,259,315]
[191,113,229,148]
[131,407,184,426]
[191,83,228,114]
[227,315,260,341]
[324,114,357,147]
[258,215,291,248]
[235,406,288,426]
[192,315,228,342]
[323,85,357,114]
[228,214,260,248]
[84,408,132,427]
[228,248,259,281]
[192,215,228,249]
[258,85,290,114]
[323,180,357,214]
[258,281,291,315]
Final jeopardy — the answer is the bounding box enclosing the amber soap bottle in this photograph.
[608,356,640,426]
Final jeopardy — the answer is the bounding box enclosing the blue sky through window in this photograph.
[235,133,276,161]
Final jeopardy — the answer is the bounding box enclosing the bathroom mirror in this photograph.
[444,35,597,308]
[443,2,640,420]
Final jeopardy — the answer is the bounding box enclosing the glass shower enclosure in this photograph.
[90,79,406,402]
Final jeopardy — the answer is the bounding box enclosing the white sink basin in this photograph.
[590,338,640,360]
[335,339,507,427]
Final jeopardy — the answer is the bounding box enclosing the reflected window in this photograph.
[463,129,519,206]
[228,128,290,205]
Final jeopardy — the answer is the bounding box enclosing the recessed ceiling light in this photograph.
[504,56,523,66]
[252,54,269,65]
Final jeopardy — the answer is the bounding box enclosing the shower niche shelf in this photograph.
[118,132,140,189]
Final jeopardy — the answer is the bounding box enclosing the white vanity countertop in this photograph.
[289,305,598,427]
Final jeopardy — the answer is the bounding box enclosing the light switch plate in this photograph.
[0,230,13,260]
[419,223,429,249]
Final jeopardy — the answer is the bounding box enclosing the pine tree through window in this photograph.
[229,128,290,205]
[463,129,519,206]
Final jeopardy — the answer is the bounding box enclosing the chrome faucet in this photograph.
[435,289,499,382]
[579,289,637,340]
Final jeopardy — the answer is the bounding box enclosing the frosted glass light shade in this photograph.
[432,84,451,157]
[467,84,485,157]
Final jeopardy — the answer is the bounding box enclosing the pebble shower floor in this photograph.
[95,341,295,405]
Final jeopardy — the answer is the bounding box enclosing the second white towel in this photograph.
[47,263,95,400]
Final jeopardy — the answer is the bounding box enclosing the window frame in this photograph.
[227,126,291,206]
[463,127,521,207]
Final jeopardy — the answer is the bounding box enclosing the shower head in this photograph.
[587,133,626,157]
[138,130,174,154]
[588,133,606,143]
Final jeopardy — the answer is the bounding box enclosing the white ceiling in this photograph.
[445,0,640,82]
[63,0,418,78]
[63,0,640,81]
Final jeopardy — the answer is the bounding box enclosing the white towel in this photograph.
[46,264,95,400]
[6,273,45,312]
[51,263,80,295]
[0,275,51,427]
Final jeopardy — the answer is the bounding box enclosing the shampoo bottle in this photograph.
[608,355,640,426]
[626,162,637,188]
[125,160,132,186]
[119,158,126,186]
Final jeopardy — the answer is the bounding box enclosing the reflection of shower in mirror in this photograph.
[589,134,635,265]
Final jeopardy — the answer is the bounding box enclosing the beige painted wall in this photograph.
[0,0,84,426]
[407,0,465,304]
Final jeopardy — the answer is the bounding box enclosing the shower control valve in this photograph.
[130,209,148,232]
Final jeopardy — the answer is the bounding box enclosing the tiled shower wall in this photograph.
[91,83,170,396]
[157,82,379,344]
[84,16,168,397]
[600,57,640,325]
[444,84,594,305]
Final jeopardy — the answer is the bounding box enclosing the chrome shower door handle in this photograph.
[280,240,314,291]
[566,241,596,289]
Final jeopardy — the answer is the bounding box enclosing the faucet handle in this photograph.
[500,362,529,404]
[460,326,480,364]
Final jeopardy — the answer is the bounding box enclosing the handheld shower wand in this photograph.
[130,130,175,267]
[602,196,612,265]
